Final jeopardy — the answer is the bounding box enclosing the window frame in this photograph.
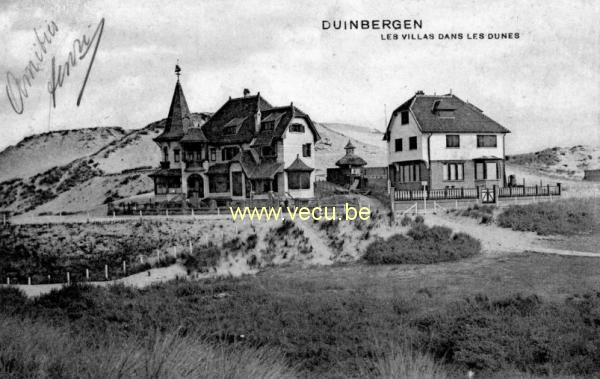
[394,138,403,152]
[400,111,409,125]
[302,143,311,157]
[409,136,417,150]
[477,135,497,148]
[210,148,217,162]
[173,149,180,163]
[475,161,500,180]
[289,123,305,133]
[288,171,311,190]
[446,134,460,148]
[442,162,464,181]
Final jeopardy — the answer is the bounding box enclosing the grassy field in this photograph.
[2,252,600,378]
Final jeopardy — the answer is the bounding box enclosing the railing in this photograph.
[394,184,561,202]
[393,188,478,201]
[498,184,561,197]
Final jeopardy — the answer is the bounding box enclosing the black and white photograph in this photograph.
[0,0,599,378]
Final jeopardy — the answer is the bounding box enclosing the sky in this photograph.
[0,0,598,154]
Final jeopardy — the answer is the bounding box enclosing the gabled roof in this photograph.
[199,94,272,144]
[154,80,192,142]
[384,93,510,140]
[233,150,283,179]
[285,155,314,172]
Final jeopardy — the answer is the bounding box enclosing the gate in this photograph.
[481,187,496,203]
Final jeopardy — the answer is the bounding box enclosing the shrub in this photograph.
[400,215,412,226]
[497,199,596,235]
[414,215,425,224]
[364,224,480,264]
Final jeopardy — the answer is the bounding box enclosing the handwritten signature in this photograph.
[5,18,104,114]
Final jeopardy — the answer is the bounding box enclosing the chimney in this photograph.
[243,88,250,97]
[415,90,424,95]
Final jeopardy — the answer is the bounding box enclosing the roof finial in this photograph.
[175,60,181,82]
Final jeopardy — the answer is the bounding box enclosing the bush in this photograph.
[497,199,597,235]
[400,215,412,226]
[414,215,425,224]
[364,224,481,264]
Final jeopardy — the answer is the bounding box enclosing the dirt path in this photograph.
[424,213,598,257]
[293,219,334,265]
[2,264,188,298]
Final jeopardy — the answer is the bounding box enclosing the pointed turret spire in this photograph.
[344,140,355,155]
[154,65,192,142]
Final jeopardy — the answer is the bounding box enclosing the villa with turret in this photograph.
[150,66,320,205]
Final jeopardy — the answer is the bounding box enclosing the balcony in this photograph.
[160,161,170,169]
[185,160,206,171]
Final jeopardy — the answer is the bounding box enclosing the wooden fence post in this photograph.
[557,183,561,195]
[67,272,70,285]
[123,261,126,274]
[6,278,9,285]
[104,265,108,280]
[189,241,193,254]
[28,277,31,285]
[86,269,90,280]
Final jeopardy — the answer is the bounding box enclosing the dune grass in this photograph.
[0,313,298,379]
[497,198,599,235]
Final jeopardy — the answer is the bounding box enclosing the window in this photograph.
[409,136,417,150]
[396,163,420,183]
[477,135,497,148]
[223,126,236,135]
[475,161,499,180]
[195,150,203,161]
[155,176,181,195]
[395,138,403,152]
[446,135,460,148]
[442,163,464,181]
[162,147,168,161]
[221,146,239,161]
[289,123,305,133]
[185,151,194,162]
[210,148,217,161]
[262,121,274,131]
[302,143,311,157]
[209,174,230,193]
[288,172,311,189]
[262,146,275,157]
[401,111,409,125]
[174,149,180,162]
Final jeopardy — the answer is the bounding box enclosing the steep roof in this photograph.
[344,140,355,149]
[285,155,314,172]
[199,94,272,144]
[384,93,510,140]
[154,80,193,142]
[233,150,283,179]
[336,153,367,167]
[180,127,208,143]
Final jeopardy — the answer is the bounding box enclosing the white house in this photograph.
[150,66,320,205]
[383,91,510,190]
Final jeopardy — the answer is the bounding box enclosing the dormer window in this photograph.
[223,126,236,135]
[289,123,305,133]
[262,121,274,131]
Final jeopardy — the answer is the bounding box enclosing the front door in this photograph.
[232,172,243,197]
[187,175,204,202]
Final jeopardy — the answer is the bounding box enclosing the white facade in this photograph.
[281,117,316,198]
